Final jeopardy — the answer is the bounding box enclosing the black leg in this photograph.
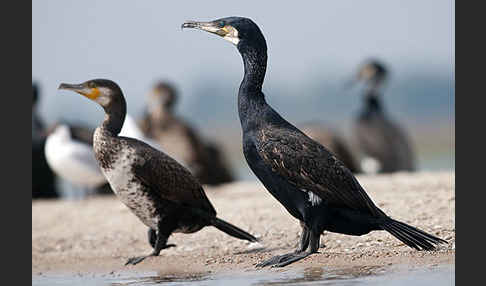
[298,226,310,252]
[148,228,157,249]
[256,226,313,268]
[271,230,320,268]
[125,224,176,266]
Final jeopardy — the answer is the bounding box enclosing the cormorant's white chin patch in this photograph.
[96,95,111,106]
[223,35,240,45]
[223,26,240,45]
[95,87,112,106]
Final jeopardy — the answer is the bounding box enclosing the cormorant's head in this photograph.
[147,81,178,111]
[356,60,388,86]
[182,16,266,52]
[345,59,388,92]
[58,79,124,109]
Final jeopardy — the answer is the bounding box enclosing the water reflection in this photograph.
[32,265,453,286]
[110,272,207,285]
[110,265,390,286]
[255,265,386,286]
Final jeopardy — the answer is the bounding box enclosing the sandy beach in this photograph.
[32,171,455,277]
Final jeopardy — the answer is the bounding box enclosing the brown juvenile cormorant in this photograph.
[59,79,257,265]
[352,60,416,173]
[183,17,446,267]
[139,81,234,185]
[45,115,167,198]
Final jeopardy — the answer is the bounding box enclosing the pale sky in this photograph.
[33,0,454,127]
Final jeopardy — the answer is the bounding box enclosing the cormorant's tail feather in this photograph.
[381,218,447,251]
[184,207,258,242]
[210,217,258,242]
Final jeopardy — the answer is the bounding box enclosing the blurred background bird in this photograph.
[348,60,417,174]
[45,124,106,191]
[299,123,361,173]
[138,81,234,185]
[32,83,58,199]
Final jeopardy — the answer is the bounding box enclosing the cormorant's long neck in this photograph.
[240,44,267,94]
[364,94,382,114]
[101,98,127,136]
[237,42,268,129]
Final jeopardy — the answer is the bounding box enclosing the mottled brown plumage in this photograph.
[129,140,216,215]
[59,79,257,266]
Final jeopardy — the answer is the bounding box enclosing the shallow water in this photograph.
[33,264,454,286]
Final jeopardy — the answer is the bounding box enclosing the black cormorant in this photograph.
[139,81,234,185]
[59,79,257,265]
[352,60,416,173]
[183,17,446,267]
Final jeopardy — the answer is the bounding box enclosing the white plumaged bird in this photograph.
[120,115,163,151]
[44,114,165,192]
[44,124,106,188]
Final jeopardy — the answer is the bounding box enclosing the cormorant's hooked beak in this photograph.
[182,20,240,45]
[58,83,100,100]
[181,21,221,34]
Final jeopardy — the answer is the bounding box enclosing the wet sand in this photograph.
[32,171,454,277]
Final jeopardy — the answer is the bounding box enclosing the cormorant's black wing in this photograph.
[125,138,217,215]
[254,127,383,216]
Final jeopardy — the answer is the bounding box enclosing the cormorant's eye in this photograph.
[219,21,225,27]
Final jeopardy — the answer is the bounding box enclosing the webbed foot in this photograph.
[124,244,175,266]
[125,255,152,265]
[256,251,314,268]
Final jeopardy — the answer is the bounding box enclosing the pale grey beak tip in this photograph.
[181,21,198,30]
